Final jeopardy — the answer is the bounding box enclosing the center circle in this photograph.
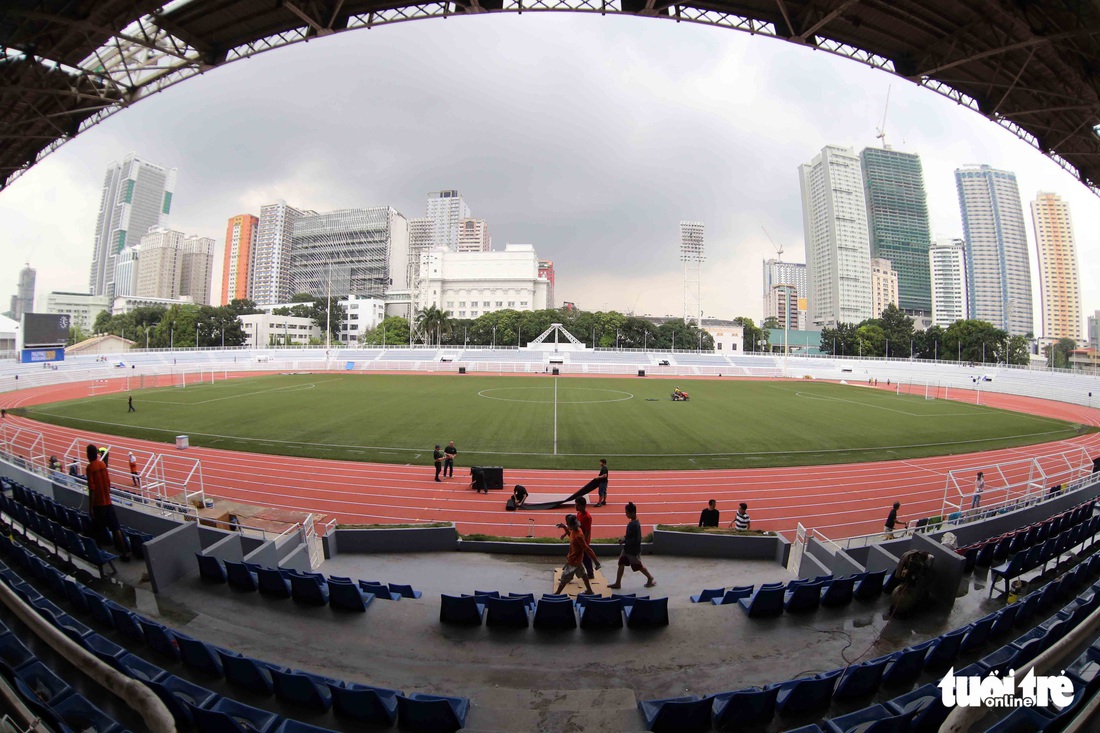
[477,387,634,404]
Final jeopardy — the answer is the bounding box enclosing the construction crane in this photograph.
[876,85,891,149]
[762,225,783,262]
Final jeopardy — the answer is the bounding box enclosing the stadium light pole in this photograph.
[169,324,174,351]
[195,324,199,349]
[492,326,496,348]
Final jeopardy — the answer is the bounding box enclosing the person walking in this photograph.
[594,459,609,507]
[98,445,110,468]
[433,445,443,482]
[127,395,135,413]
[576,497,595,580]
[443,441,457,478]
[972,471,985,509]
[884,501,907,540]
[607,502,656,589]
[85,444,130,561]
[729,502,751,530]
[698,499,720,527]
[553,514,600,595]
[128,451,141,488]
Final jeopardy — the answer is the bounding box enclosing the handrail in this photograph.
[0,578,176,733]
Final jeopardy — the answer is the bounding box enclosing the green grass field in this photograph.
[17,374,1093,470]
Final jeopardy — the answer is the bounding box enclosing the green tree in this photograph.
[913,325,945,360]
[1045,337,1077,369]
[876,304,915,357]
[67,325,88,346]
[416,305,451,346]
[761,316,781,330]
[734,316,768,352]
[92,310,112,334]
[855,323,886,357]
[361,316,410,346]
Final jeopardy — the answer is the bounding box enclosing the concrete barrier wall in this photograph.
[828,548,864,576]
[797,546,832,579]
[278,544,312,571]
[143,522,201,594]
[865,545,901,574]
[329,525,459,554]
[244,540,279,568]
[652,529,787,560]
[201,534,243,562]
[456,540,645,557]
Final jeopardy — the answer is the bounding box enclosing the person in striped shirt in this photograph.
[729,503,751,531]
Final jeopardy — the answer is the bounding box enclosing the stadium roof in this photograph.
[3,1,1100,193]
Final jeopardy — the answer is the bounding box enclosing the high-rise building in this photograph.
[762,259,807,329]
[929,238,969,327]
[134,228,214,304]
[680,221,704,327]
[1030,192,1082,340]
[88,153,176,299]
[955,165,1033,335]
[421,244,551,317]
[1088,310,1099,349]
[290,207,410,299]
[457,218,491,253]
[538,260,555,309]
[10,263,35,321]
[870,258,899,316]
[425,190,470,251]
[45,292,112,334]
[799,145,874,328]
[860,147,932,316]
[250,201,309,306]
[222,214,258,305]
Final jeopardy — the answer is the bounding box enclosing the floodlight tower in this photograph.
[680,221,704,329]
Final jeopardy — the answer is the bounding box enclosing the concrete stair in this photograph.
[461,688,647,733]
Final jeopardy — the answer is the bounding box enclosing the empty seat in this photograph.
[923,628,968,671]
[82,589,115,629]
[710,684,778,731]
[960,614,996,652]
[329,681,400,726]
[533,598,577,630]
[824,703,911,733]
[832,656,891,701]
[360,580,402,601]
[439,594,483,625]
[625,597,670,628]
[106,602,145,644]
[14,660,73,708]
[388,582,422,599]
[146,675,218,728]
[578,597,624,630]
[989,604,1020,639]
[224,560,259,592]
[218,649,277,695]
[51,692,124,733]
[738,586,785,618]
[820,576,856,608]
[885,682,951,733]
[712,586,755,605]
[79,536,118,577]
[289,574,329,606]
[196,553,227,584]
[784,581,824,613]
[175,633,225,678]
[137,619,180,662]
[270,668,334,711]
[396,692,469,733]
[775,670,841,716]
[189,696,283,733]
[485,596,530,628]
[117,652,168,684]
[258,568,292,599]
[690,587,725,603]
[881,643,933,688]
[329,581,374,612]
[854,570,887,601]
[638,695,711,733]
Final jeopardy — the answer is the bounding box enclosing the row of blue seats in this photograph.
[0,502,124,578]
[989,517,1100,596]
[0,537,471,732]
[441,591,670,629]
[637,543,1100,731]
[195,553,420,609]
[958,500,1096,570]
[693,570,889,616]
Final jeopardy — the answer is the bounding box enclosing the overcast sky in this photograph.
[1,14,1096,335]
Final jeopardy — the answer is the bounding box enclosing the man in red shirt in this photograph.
[86,444,130,561]
[575,497,595,580]
[553,514,600,595]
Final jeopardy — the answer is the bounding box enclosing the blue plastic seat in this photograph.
[81,589,116,629]
[389,582,422,599]
[175,633,225,678]
[79,535,118,577]
[710,684,778,731]
[12,677,66,731]
[271,668,334,711]
[360,580,402,600]
[52,691,123,733]
[106,602,145,644]
[328,681,400,726]
[821,576,856,607]
[923,628,967,671]
[146,674,218,728]
[824,703,911,733]
[579,597,624,629]
[638,695,711,733]
[885,682,951,733]
[690,587,725,603]
[833,655,892,701]
[854,570,886,601]
[189,696,283,733]
[117,651,168,684]
[784,581,824,613]
[196,553,228,583]
[273,719,341,733]
[329,581,374,612]
[218,649,276,695]
[711,585,755,605]
[881,643,933,687]
[82,633,128,670]
[137,618,180,662]
[440,594,483,625]
[625,597,669,628]
[224,560,259,592]
[258,567,293,599]
[485,596,530,628]
[775,670,841,716]
[989,604,1020,639]
[396,692,469,733]
[14,660,73,707]
[533,598,577,630]
[961,613,996,652]
[738,586,785,617]
[289,574,329,606]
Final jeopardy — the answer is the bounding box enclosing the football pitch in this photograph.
[19,374,1092,470]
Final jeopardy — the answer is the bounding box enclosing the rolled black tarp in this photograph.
[506,476,602,511]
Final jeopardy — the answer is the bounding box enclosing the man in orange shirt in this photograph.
[575,497,595,580]
[554,514,600,595]
[86,443,130,561]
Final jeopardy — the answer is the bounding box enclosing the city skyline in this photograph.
[0,15,1096,333]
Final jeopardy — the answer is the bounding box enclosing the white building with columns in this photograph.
[418,244,550,318]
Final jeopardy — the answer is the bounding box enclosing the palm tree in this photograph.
[416,305,452,346]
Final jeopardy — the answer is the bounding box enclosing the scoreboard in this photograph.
[23,313,70,347]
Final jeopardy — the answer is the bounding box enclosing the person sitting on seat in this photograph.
[512,484,528,508]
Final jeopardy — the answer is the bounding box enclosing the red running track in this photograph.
[3,377,1099,541]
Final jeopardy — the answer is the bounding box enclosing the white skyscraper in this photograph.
[799,145,873,328]
[870,258,899,317]
[1031,192,1082,340]
[955,165,1033,335]
[290,207,410,299]
[680,221,704,327]
[250,201,310,306]
[89,153,176,299]
[457,218,491,252]
[762,259,807,329]
[425,190,470,251]
[929,238,969,327]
